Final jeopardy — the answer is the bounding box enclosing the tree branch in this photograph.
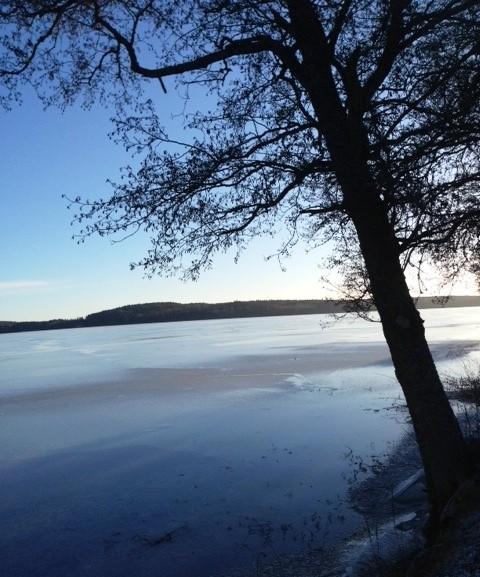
[95,10,279,83]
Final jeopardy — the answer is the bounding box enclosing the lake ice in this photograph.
[0,308,478,577]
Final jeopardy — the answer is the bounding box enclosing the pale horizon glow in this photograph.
[1,269,477,323]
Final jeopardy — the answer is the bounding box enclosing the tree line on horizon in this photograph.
[1,295,479,334]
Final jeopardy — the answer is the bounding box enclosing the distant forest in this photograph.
[1,296,479,334]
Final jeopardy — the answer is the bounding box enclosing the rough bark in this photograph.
[347,188,472,525]
[286,0,472,526]
[331,116,472,522]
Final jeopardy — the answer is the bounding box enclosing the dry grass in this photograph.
[445,362,480,407]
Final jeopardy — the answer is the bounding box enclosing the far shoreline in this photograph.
[1,295,479,335]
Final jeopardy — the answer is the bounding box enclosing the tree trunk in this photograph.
[346,189,472,526]
[286,0,472,527]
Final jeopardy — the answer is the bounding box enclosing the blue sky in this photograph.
[1,84,477,322]
[0,88,341,321]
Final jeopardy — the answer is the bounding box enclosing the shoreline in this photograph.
[220,388,480,577]
[1,296,479,335]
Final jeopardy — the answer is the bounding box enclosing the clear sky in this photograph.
[0,87,341,322]
[1,86,477,322]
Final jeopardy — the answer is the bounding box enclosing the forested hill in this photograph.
[1,295,479,334]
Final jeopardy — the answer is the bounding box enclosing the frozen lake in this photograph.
[1,308,479,577]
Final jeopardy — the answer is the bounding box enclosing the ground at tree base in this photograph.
[223,416,480,577]
[406,472,480,577]
[223,470,480,577]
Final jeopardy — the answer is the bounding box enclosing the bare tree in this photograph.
[1,0,479,530]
